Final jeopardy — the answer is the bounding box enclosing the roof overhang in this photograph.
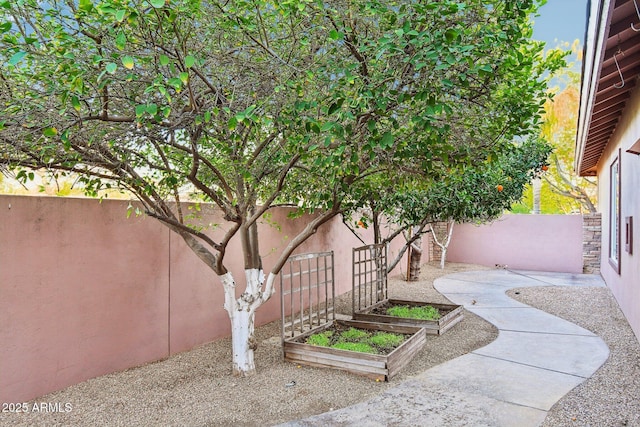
[576,0,640,176]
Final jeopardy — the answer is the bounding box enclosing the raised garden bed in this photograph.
[283,319,426,381]
[353,299,464,335]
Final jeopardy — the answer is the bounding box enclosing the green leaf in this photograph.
[115,9,126,22]
[43,127,58,137]
[444,29,459,42]
[179,72,189,84]
[116,31,126,50]
[328,30,343,40]
[79,0,93,12]
[168,78,182,90]
[105,62,117,74]
[150,0,165,8]
[9,51,27,66]
[71,96,81,111]
[146,103,158,115]
[328,99,343,115]
[121,56,134,69]
[381,131,393,147]
[159,55,170,66]
[184,55,196,68]
[0,22,11,33]
[135,104,146,117]
[320,122,334,132]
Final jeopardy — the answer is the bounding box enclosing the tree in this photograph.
[1,0,562,376]
[541,66,597,213]
[389,137,552,269]
[513,42,597,214]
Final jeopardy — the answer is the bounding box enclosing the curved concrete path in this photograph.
[282,270,609,427]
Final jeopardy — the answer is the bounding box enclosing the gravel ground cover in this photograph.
[508,286,640,427]
[1,262,638,427]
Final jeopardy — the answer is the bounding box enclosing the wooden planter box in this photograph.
[353,299,464,335]
[283,319,426,381]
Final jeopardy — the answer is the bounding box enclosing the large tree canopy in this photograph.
[0,0,563,376]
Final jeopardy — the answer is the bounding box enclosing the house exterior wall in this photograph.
[595,84,640,342]
[0,195,416,403]
[444,214,584,273]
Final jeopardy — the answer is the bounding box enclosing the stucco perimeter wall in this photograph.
[0,195,414,403]
[596,83,640,342]
[445,214,584,273]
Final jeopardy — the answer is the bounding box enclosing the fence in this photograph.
[0,195,594,403]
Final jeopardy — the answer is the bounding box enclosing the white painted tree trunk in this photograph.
[430,221,455,269]
[532,177,542,214]
[220,269,276,377]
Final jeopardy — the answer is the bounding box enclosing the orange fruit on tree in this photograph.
[496,184,504,192]
[541,165,549,171]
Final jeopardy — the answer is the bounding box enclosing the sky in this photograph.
[532,0,589,48]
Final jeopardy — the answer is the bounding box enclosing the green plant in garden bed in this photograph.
[332,342,377,354]
[386,305,441,320]
[306,331,333,347]
[369,332,404,348]
[340,327,369,341]
[305,327,406,354]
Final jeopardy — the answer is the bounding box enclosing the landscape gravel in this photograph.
[1,262,638,427]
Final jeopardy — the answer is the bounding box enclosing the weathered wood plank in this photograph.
[283,318,426,381]
[284,348,388,373]
[353,299,464,335]
[284,356,386,381]
[285,341,386,365]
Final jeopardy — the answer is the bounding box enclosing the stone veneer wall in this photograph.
[582,213,602,274]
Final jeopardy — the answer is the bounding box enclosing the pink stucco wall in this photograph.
[595,84,640,342]
[0,196,171,404]
[0,195,413,403]
[446,214,584,273]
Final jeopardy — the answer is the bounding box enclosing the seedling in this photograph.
[386,304,441,320]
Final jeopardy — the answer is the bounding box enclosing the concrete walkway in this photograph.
[283,269,610,427]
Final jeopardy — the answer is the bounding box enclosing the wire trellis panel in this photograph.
[280,251,335,344]
[352,243,387,314]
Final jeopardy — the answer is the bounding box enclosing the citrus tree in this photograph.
[1,0,561,376]
[387,137,552,270]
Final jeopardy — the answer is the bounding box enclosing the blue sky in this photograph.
[532,0,589,48]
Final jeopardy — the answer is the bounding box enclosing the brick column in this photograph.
[583,213,602,274]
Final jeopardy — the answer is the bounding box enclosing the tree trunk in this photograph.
[532,178,541,214]
[230,306,256,376]
[408,227,422,281]
[221,269,268,377]
[430,221,455,269]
